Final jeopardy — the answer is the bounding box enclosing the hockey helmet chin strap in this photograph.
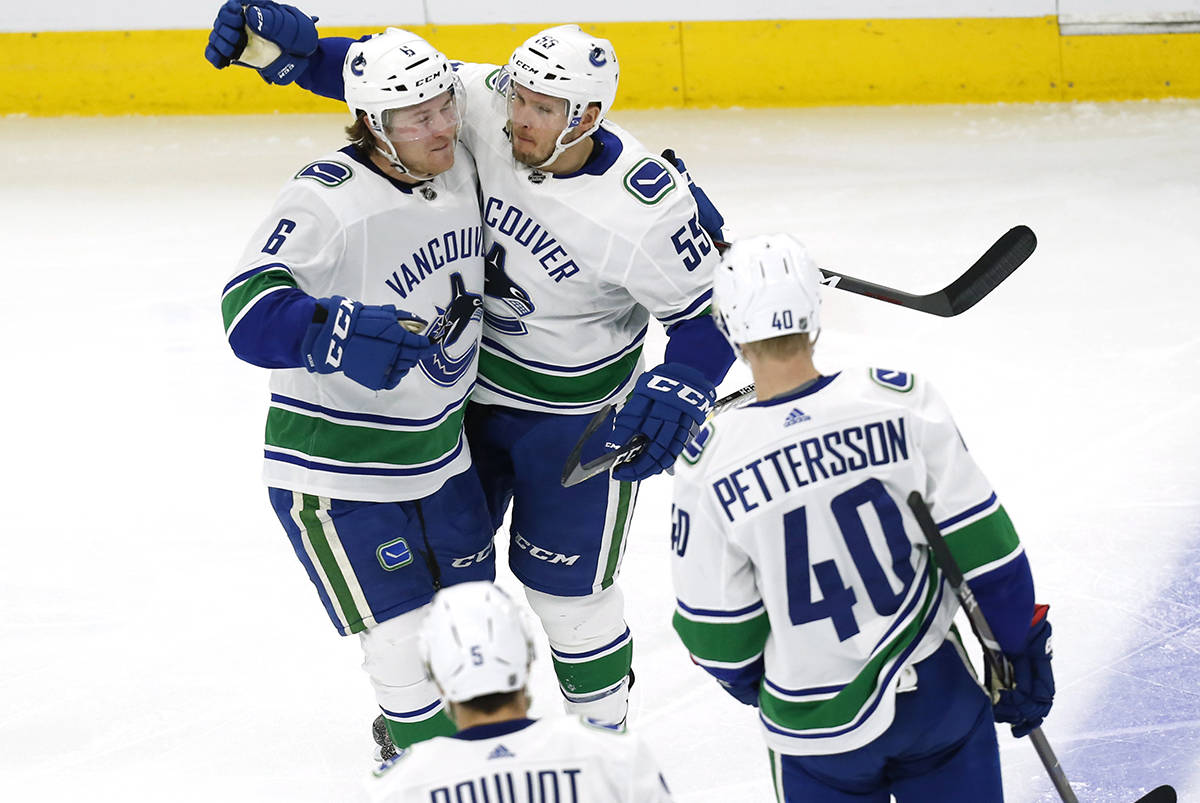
[531,118,599,170]
[373,139,438,182]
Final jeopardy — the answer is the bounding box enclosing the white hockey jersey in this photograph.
[362,716,673,802]
[670,369,1026,755]
[453,63,721,414]
[221,147,485,501]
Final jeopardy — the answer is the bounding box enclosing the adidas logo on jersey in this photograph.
[487,744,516,760]
[784,408,811,427]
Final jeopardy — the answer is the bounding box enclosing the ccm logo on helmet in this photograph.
[647,376,713,413]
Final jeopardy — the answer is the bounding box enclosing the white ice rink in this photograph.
[2,100,1198,802]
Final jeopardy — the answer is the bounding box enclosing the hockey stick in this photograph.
[816,224,1035,316]
[908,492,1177,803]
[560,226,1034,487]
[906,491,1080,801]
[559,383,755,487]
[907,494,1180,801]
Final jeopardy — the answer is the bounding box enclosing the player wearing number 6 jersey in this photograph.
[206,2,735,731]
[220,29,496,755]
[670,235,1056,801]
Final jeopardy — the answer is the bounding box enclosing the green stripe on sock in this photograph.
[297,494,365,635]
[942,505,1021,575]
[600,481,634,590]
[384,709,456,749]
[478,345,642,405]
[551,640,633,696]
[672,609,770,665]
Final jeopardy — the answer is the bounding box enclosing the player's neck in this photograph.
[450,693,530,731]
[748,353,820,402]
[543,136,595,175]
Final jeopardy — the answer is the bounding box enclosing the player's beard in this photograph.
[510,137,555,168]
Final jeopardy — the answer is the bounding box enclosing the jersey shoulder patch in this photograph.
[295,160,354,188]
[868,367,915,393]
[622,157,676,205]
[680,421,715,466]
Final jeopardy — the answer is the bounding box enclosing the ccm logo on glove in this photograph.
[318,298,356,370]
[645,375,714,414]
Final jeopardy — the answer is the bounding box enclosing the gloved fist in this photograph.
[661,148,725,242]
[610,362,715,482]
[301,297,433,391]
[204,0,319,85]
[989,603,1055,738]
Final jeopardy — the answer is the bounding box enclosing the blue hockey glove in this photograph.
[301,297,433,391]
[204,0,248,68]
[610,362,716,482]
[204,1,319,85]
[661,148,725,241]
[989,603,1055,738]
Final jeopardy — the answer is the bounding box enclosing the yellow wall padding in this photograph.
[2,18,1199,116]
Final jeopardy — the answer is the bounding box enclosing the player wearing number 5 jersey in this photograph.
[670,235,1055,801]
[205,2,735,730]
[364,582,673,802]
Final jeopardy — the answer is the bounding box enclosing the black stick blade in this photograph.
[560,404,616,487]
[941,224,1037,315]
[1134,786,1177,803]
[820,225,1036,317]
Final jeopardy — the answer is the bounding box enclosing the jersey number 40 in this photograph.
[784,478,916,642]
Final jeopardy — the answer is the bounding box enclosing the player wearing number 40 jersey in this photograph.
[671,235,1056,801]
[206,1,735,732]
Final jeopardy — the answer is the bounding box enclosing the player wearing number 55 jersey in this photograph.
[670,235,1056,801]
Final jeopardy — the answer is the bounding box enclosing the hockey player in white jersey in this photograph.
[207,2,735,731]
[670,235,1056,801]
[220,28,496,755]
[363,581,674,802]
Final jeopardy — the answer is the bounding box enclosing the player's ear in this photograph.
[580,103,601,130]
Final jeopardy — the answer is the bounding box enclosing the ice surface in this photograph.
[1,100,1197,801]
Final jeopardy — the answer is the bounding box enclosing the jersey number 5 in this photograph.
[783,478,915,642]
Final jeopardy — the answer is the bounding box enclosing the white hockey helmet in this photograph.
[713,234,824,352]
[343,28,463,175]
[503,24,619,166]
[419,582,535,703]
